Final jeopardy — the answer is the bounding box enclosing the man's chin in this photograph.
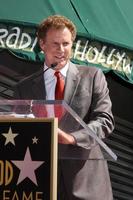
[55,61,67,69]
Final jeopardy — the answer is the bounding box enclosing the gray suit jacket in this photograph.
[14,62,114,200]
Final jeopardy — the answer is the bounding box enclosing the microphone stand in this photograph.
[24,63,58,115]
[23,63,58,81]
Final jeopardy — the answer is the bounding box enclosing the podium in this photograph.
[0,100,117,200]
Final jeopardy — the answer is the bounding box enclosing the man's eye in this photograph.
[63,43,69,46]
[53,43,58,46]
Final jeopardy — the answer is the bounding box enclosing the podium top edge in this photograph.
[0,99,67,105]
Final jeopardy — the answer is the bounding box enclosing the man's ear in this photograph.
[39,39,45,51]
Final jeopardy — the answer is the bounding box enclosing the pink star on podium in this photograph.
[12,147,44,185]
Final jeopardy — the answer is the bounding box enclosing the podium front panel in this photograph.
[0,117,58,200]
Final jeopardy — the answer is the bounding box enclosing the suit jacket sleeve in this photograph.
[70,68,114,149]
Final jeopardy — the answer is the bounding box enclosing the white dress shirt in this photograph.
[44,63,69,100]
[43,63,69,117]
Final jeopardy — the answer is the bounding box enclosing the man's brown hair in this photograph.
[37,15,77,42]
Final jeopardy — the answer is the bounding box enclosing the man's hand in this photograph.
[58,128,76,145]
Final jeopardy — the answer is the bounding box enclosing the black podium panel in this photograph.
[0,118,58,200]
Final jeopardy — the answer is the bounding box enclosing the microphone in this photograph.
[51,63,58,69]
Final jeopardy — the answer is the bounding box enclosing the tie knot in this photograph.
[54,71,61,78]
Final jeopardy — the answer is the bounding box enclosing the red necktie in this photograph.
[31,104,47,117]
[54,71,65,100]
[54,71,65,119]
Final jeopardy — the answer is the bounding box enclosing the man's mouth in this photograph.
[55,55,65,60]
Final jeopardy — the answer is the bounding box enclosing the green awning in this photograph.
[71,0,133,50]
[0,0,87,35]
[1,0,133,49]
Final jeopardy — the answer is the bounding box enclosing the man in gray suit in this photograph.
[14,15,114,200]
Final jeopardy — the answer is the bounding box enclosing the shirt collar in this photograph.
[43,62,69,79]
[60,62,69,77]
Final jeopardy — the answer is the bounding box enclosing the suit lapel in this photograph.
[64,62,80,105]
[29,63,80,102]
[31,71,46,99]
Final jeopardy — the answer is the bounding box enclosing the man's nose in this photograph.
[58,44,64,51]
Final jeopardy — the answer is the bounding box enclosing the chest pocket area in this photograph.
[71,88,92,117]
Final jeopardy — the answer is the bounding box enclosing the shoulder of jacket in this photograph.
[74,63,102,76]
